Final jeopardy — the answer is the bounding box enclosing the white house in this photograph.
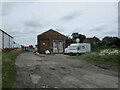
[0,29,13,50]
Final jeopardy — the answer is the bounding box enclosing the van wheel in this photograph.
[76,53,79,56]
[79,53,82,55]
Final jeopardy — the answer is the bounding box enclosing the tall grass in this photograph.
[69,48,119,65]
[2,49,22,88]
[80,53,118,65]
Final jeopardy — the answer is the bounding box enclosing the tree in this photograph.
[71,33,86,43]
[78,34,86,43]
[107,37,120,47]
[65,36,74,47]
[71,33,79,40]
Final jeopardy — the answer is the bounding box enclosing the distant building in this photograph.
[0,29,13,50]
[83,36,100,44]
[37,29,66,54]
[13,41,21,49]
[102,36,114,43]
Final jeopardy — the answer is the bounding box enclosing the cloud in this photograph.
[14,35,36,46]
[24,21,42,28]
[2,2,117,46]
[83,23,117,39]
[9,26,40,46]
[107,31,117,35]
[22,14,48,29]
[2,3,17,16]
[61,10,83,21]
[89,24,108,31]
[11,30,36,38]
[7,23,41,39]
[71,27,83,33]
[55,27,65,32]
[54,27,68,35]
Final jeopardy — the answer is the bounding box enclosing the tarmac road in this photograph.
[13,52,118,88]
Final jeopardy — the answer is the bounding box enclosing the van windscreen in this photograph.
[69,46,77,50]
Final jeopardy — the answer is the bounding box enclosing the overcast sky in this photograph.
[2,2,118,46]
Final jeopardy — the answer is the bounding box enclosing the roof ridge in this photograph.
[0,29,13,38]
[37,29,65,37]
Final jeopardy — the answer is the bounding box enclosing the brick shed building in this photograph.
[37,29,66,54]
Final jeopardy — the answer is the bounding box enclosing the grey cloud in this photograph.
[24,21,43,28]
[94,29,117,39]
[9,27,40,39]
[55,27,65,32]
[15,36,36,46]
[71,28,83,33]
[89,24,107,31]
[61,10,83,21]
[105,30,117,35]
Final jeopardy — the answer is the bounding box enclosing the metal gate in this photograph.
[53,40,63,53]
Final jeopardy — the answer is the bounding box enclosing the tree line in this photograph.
[65,33,120,51]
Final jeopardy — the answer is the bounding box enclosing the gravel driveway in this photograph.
[13,52,118,88]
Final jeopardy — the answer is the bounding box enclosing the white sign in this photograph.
[76,38,80,43]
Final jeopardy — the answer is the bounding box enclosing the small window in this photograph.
[43,43,45,46]
[82,46,85,49]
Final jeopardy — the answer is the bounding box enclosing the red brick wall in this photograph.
[38,39,50,53]
[37,29,65,53]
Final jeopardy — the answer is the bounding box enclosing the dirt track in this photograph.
[13,52,118,88]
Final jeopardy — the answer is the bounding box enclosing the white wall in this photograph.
[13,43,21,48]
[0,30,14,49]
[0,31,2,49]
[10,37,13,48]
[4,34,13,49]
[4,33,9,49]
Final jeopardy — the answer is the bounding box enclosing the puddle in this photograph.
[36,59,42,61]
[94,65,109,70]
[75,66,83,68]
[72,65,83,68]
[49,66,55,70]
[36,59,47,61]
[61,66,66,69]
[28,65,40,71]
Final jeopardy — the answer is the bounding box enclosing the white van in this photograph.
[64,46,70,55]
[67,43,91,55]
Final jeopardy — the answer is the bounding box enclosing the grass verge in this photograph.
[69,49,119,65]
[2,49,22,88]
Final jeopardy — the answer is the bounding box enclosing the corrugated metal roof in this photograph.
[0,29,13,38]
